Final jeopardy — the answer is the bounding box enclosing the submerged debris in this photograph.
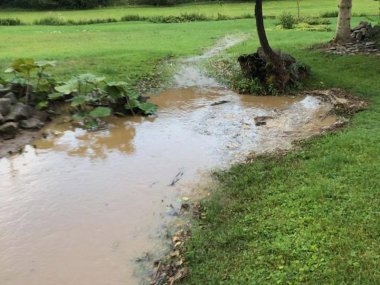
[150,229,191,285]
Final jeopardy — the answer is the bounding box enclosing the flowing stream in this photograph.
[0,36,340,285]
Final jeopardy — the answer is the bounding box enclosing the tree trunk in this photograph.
[254,0,281,65]
[334,0,353,43]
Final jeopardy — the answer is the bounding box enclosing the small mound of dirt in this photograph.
[300,88,368,116]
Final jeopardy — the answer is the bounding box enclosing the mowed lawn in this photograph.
[0,3,379,284]
[0,0,378,23]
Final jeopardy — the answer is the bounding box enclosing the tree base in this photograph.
[238,48,309,92]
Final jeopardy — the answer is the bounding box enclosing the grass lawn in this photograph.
[0,0,378,24]
[0,2,379,284]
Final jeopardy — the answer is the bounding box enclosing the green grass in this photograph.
[0,20,251,84]
[0,3,379,283]
[0,0,378,24]
[178,18,380,285]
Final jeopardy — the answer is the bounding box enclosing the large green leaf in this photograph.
[77,73,105,85]
[9,58,38,74]
[48,92,64,100]
[105,81,129,99]
[36,60,56,69]
[70,95,87,107]
[89,106,112,118]
[55,79,78,95]
[139,102,157,115]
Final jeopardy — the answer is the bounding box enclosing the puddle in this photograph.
[0,36,343,285]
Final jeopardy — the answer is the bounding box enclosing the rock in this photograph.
[0,114,4,124]
[3,92,17,105]
[33,111,50,122]
[0,85,10,96]
[0,98,12,116]
[5,103,34,122]
[254,116,274,126]
[19,118,44,129]
[0,122,18,140]
[365,41,375,46]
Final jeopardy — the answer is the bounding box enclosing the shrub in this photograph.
[216,13,231,21]
[320,11,339,18]
[301,17,331,25]
[278,12,297,29]
[0,18,22,26]
[34,17,66,25]
[121,15,144,21]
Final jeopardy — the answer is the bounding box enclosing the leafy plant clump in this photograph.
[278,12,297,29]
[320,11,339,18]
[34,16,118,26]
[0,18,23,25]
[277,13,331,31]
[2,59,157,130]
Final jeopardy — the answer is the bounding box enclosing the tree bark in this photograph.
[334,0,353,43]
[254,0,281,65]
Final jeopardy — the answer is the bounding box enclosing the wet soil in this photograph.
[0,36,367,285]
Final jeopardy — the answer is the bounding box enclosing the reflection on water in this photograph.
[36,120,138,159]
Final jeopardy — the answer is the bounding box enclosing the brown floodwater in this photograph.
[0,37,341,285]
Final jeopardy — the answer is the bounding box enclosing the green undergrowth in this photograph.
[0,0,377,24]
[180,20,380,285]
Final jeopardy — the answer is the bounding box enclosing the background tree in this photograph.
[334,0,353,43]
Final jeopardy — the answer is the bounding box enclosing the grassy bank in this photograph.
[180,20,380,285]
[0,0,377,24]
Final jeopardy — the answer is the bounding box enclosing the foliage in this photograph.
[278,12,297,29]
[2,59,157,129]
[0,1,377,25]
[277,14,332,31]
[320,11,339,18]
[34,17,118,26]
[0,18,23,26]
[0,0,111,9]
[52,74,157,127]
[4,58,57,105]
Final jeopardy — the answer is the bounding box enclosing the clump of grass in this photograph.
[216,13,231,21]
[148,13,209,23]
[121,14,145,22]
[0,18,22,26]
[68,18,118,25]
[301,17,331,25]
[320,11,339,18]
[34,17,67,25]
[34,17,118,26]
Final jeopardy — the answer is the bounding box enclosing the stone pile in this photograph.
[0,88,48,140]
[351,21,379,42]
[327,22,380,56]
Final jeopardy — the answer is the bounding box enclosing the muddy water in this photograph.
[0,37,341,285]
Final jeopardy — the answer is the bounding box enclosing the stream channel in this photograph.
[0,37,340,285]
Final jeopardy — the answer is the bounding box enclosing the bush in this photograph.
[34,17,118,26]
[0,18,22,26]
[216,13,231,21]
[1,0,111,9]
[300,17,331,25]
[320,11,339,18]
[148,13,209,23]
[34,17,67,25]
[278,12,297,29]
[121,15,144,21]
